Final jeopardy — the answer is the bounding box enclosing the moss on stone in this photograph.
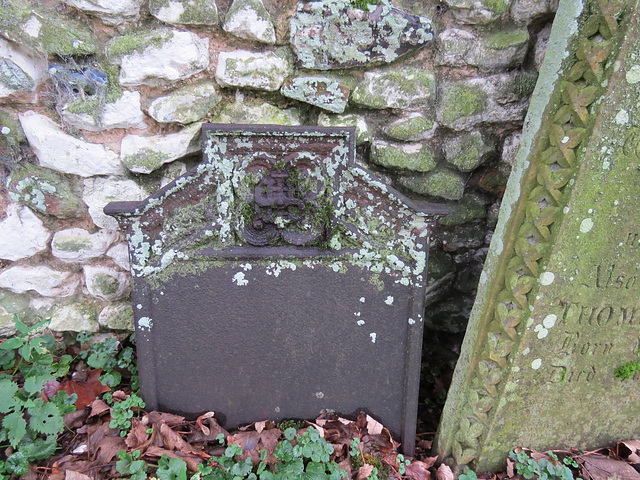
[0,108,25,148]
[481,0,509,15]
[439,194,488,226]
[54,239,92,252]
[123,149,171,174]
[485,30,529,50]
[213,101,301,126]
[398,168,466,200]
[384,114,435,141]
[107,29,174,58]
[442,84,488,124]
[351,68,436,109]
[65,96,101,115]
[39,16,98,56]
[371,141,437,172]
[99,303,134,330]
[92,273,120,296]
[317,113,371,144]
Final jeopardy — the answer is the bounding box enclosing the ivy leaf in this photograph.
[0,379,19,413]
[27,399,64,435]
[6,451,29,476]
[18,435,58,462]
[156,455,187,480]
[100,370,122,388]
[2,411,27,447]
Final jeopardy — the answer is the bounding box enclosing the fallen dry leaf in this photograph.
[404,459,433,480]
[366,415,384,435]
[619,439,640,464]
[63,409,88,429]
[144,446,205,472]
[64,470,92,480]
[578,453,640,480]
[89,399,110,418]
[356,464,374,480]
[125,418,152,450]
[59,369,111,409]
[147,410,185,427]
[92,436,126,465]
[436,463,455,480]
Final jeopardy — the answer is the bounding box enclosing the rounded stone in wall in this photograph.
[83,265,130,301]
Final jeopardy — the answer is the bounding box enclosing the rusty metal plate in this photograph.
[106,124,441,454]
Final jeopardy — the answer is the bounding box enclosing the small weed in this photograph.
[510,450,581,480]
[276,419,305,431]
[350,0,382,10]
[77,332,139,389]
[108,391,146,436]
[158,454,188,480]
[0,316,77,476]
[458,468,478,480]
[116,449,148,480]
[614,361,640,380]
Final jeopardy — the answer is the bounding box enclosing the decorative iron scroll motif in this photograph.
[239,156,330,247]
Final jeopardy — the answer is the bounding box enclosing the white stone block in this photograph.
[62,91,147,132]
[118,31,209,86]
[83,177,148,230]
[19,111,123,177]
[0,266,79,297]
[52,228,119,262]
[0,204,50,261]
[83,264,130,301]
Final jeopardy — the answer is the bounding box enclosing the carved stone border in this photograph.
[436,0,632,470]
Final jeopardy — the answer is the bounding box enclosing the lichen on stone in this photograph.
[351,68,436,110]
[370,140,437,172]
[280,76,350,113]
[290,0,433,69]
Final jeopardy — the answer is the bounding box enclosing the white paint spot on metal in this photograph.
[384,296,394,305]
[580,217,594,233]
[531,358,542,370]
[232,271,248,286]
[543,314,557,328]
[370,332,377,343]
[539,271,555,285]
[138,316,153,331]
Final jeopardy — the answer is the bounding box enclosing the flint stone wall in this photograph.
[0,0,556,335]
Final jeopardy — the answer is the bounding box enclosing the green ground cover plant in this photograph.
[1,316,640,480]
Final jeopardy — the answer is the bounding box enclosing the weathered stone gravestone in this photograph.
[437,0,640,472]
[106,124,442,453]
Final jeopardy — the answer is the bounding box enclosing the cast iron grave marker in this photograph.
[436,0,640,472]
[106,124,442,453]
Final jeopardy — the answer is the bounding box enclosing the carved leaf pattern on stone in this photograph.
[444,0,630,468]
